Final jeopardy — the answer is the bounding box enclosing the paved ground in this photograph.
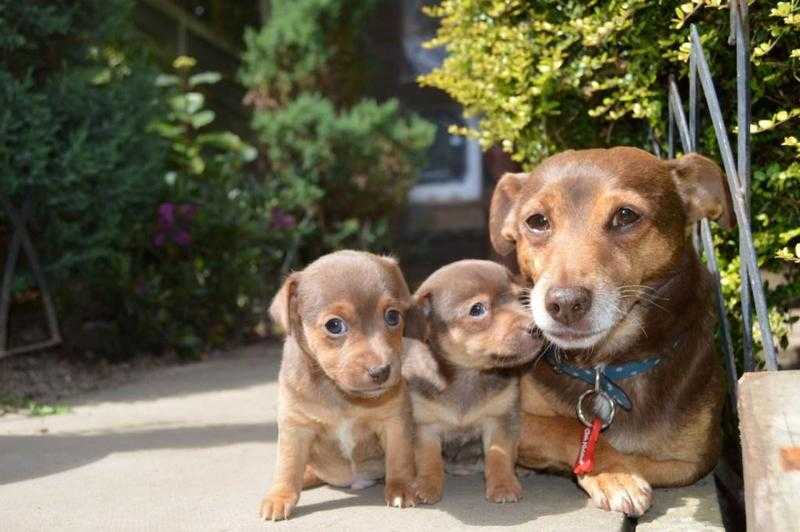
[0,343,722,531]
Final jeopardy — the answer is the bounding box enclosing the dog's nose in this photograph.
[545,287,592,325]
[367,364,391,384]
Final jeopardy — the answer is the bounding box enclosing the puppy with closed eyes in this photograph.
[259,250,421,521]
[404,260,544,504]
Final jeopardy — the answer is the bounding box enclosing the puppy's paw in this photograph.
[412,476,443,505]
[259,488,299,521]
[578,471,653,517]
[486,476,523,503]
[384,480,416,508]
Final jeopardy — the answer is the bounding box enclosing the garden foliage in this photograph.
[240,0,435,259]
[0,0,170,354]
[1,0,433,359]
[421,0,800,363]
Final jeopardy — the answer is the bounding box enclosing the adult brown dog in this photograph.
[489,147,733,516]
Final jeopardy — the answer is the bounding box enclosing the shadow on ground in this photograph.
[0,421,277,485]
[287,472,597,528]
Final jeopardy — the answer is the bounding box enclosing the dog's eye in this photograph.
[469,302,487,317]
[324,318,347,336]
[611,207,641,229]
[384,309,401,327]
[525,214,550,233]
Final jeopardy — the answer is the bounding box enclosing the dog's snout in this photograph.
[545,286,592,325]
[367,363,391,384]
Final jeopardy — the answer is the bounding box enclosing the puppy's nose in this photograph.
[367,364,391,384]
[545,287,592,325]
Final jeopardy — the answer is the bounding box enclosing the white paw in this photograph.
[578,471,653,517]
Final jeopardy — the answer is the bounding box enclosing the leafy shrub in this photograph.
[132,57,286,357]
[0,0,169,353]
[240,0,435,262]
[421,0,800,364]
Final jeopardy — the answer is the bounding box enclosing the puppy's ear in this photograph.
[404,292,432,341]
[379,255,412,299]
[489,172,528,256]
[269,273,299,336]
[667,153,735,229]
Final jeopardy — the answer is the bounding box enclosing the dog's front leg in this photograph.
[260,423,315,521]
[483,416,522,503]
[518,412,653,516]
[412,425,444,504]
[381,417,416,508]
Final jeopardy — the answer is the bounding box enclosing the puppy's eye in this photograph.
[469,302,487,318]
[525,214,550,233]
[610,207,641,229]
[324,318,347,336]
[384,309,401,327]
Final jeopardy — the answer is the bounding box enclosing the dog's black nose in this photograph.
[545,287,592,325]
[367,364,391,384]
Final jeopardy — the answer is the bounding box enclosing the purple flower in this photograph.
[270,207,296,230]
[173,229,192,247]
[157,202,175,228]
[153,202,198,249]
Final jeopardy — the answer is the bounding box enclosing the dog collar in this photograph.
[543,346,662,411]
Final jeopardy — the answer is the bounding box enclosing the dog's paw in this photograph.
[486,476,523,503]
[384,480,416,508]
[259,489,299,521]
[578,471,653,517]
[412,476,443,505]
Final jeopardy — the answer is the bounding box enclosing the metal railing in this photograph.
[657,1,778,415]
[0,193,62,359]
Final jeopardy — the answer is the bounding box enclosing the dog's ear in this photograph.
[404,292,432,341]
[667,153,736,229]
[489,172,528,256]
[269,273,299,336]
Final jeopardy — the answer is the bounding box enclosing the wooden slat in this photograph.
[739,370,800,531]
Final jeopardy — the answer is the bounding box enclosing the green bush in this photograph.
[129,56,282,357]
[240,0,435,261]
[421,0,800,363]
[0,0,169,353]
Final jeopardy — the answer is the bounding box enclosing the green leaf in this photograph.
[155,74,181,87]
[188,71,222,87]
[191,110,215,129]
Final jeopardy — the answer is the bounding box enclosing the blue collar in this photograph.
[543,346,662,411]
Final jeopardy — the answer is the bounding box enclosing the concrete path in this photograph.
[0,343,722,531]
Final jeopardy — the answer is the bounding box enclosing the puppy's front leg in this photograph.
[260,424,315,521]
[381,416,416,508]
[413,425,444,504]
[483,417,522,503]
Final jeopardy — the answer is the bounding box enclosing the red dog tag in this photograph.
[573,417,602,475]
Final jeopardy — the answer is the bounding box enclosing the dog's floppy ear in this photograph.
[269,273,300,336]
[404,292,432,341]
[667,153,736,229]
[489,172,528,256]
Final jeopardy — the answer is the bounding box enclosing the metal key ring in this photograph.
[576,389,616,429]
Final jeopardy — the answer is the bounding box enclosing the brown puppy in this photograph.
[260,250,418,520]
[404,260,544,504]
[489,147,732,516]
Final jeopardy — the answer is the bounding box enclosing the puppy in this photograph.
[489,148,732,516]
[259,250,418,520]
[404,260,544,504]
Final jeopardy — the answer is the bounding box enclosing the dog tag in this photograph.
[573,417,602,475]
